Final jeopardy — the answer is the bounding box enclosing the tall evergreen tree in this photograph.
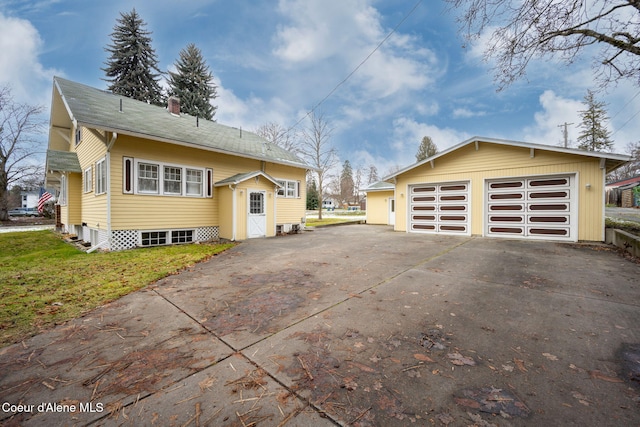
[306,178,319,210]
[167,43,218,120]
[577,90,613,152]
[416,136,438,162]
[103,9,165,106]
[340,160,355,204]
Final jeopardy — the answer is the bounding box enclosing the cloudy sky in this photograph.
[1,0,639,177]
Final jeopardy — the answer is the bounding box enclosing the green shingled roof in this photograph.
[46,149,81,173]
[365,181,394,191]
[54,77,309,169]
[214,171,281,187]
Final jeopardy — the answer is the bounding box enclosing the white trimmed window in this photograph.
[84,166,93,193]
[138,162,159,194]
[75,128,82,146]
[96,158,107,195]
[163,166,182,195]
[59,174,67,206]
[130,159,209,198]
[186,168,203,196]
[276,179,300,198]
[141,231,167,246]
[140,230,194,247]
[172,230,194,243]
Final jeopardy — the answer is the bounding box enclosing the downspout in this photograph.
[229,184,237,241]
[273,185,277,235]
[106,132,118,248]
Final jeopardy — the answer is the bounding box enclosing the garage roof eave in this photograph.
[383,136,633,180]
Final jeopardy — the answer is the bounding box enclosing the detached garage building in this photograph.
[376,137,630,242]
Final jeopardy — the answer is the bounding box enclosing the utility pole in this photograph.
[558,122,574,148]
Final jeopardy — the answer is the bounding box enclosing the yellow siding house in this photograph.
[378,137,630,242]
[45,77,309,251]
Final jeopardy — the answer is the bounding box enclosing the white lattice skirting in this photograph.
[110,226,220,251]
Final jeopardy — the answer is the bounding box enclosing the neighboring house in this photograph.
[44,77,309,251]
[606,175,640,207]
[374,137,630,242]
[19,189,39,209]
[364,181,395,225]
[322,199,337,210]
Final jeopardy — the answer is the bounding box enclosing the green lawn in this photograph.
[0,230,233,347]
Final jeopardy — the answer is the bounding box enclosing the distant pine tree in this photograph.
[167,43,218,120]
[577,90,613,152]
[416,136,438,162]
[103,9,165,106]
[340,160,355,204]
[307,179,319,210]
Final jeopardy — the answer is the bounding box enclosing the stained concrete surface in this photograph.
[1,225,639,426]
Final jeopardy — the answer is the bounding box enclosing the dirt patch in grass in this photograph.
[305,218,362,227]
[0,230,234,347]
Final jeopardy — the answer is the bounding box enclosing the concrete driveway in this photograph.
[1,225,639,426]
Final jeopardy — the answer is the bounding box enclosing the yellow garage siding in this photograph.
[395,142,606,241]
[366,191,393,224]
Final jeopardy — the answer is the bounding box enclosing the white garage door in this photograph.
[409,182,470,235]
[486,175,575,241]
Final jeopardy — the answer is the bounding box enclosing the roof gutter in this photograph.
[74,121,312,171]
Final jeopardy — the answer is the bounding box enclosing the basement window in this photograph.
[171,230,194,243]
[141,231,167,246]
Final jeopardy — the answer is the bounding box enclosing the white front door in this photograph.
[247,190,266,238]
[388,198,396,226]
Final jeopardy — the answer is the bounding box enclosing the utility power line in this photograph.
[287,0,423,132]
[558,122,574,148]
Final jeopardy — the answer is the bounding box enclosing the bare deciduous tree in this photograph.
[298,112,338,220]
[255,122,300,155]
[608,140,640,182]
[446,0,640,89]
[367,165,379,184]
[353,164,365,203]
[0,86,45,221]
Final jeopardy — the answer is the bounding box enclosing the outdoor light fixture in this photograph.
[586,183,591,189]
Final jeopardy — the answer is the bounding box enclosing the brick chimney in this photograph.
[168,96,180,116]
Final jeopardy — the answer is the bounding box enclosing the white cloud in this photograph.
[522,90,582,147]
[0,12,59,104]
[214,77,294,132]
[272,0,438,101]
[382,117,471,169]
[453,107,486,119]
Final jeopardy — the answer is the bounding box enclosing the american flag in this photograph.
[37,188,52,212]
